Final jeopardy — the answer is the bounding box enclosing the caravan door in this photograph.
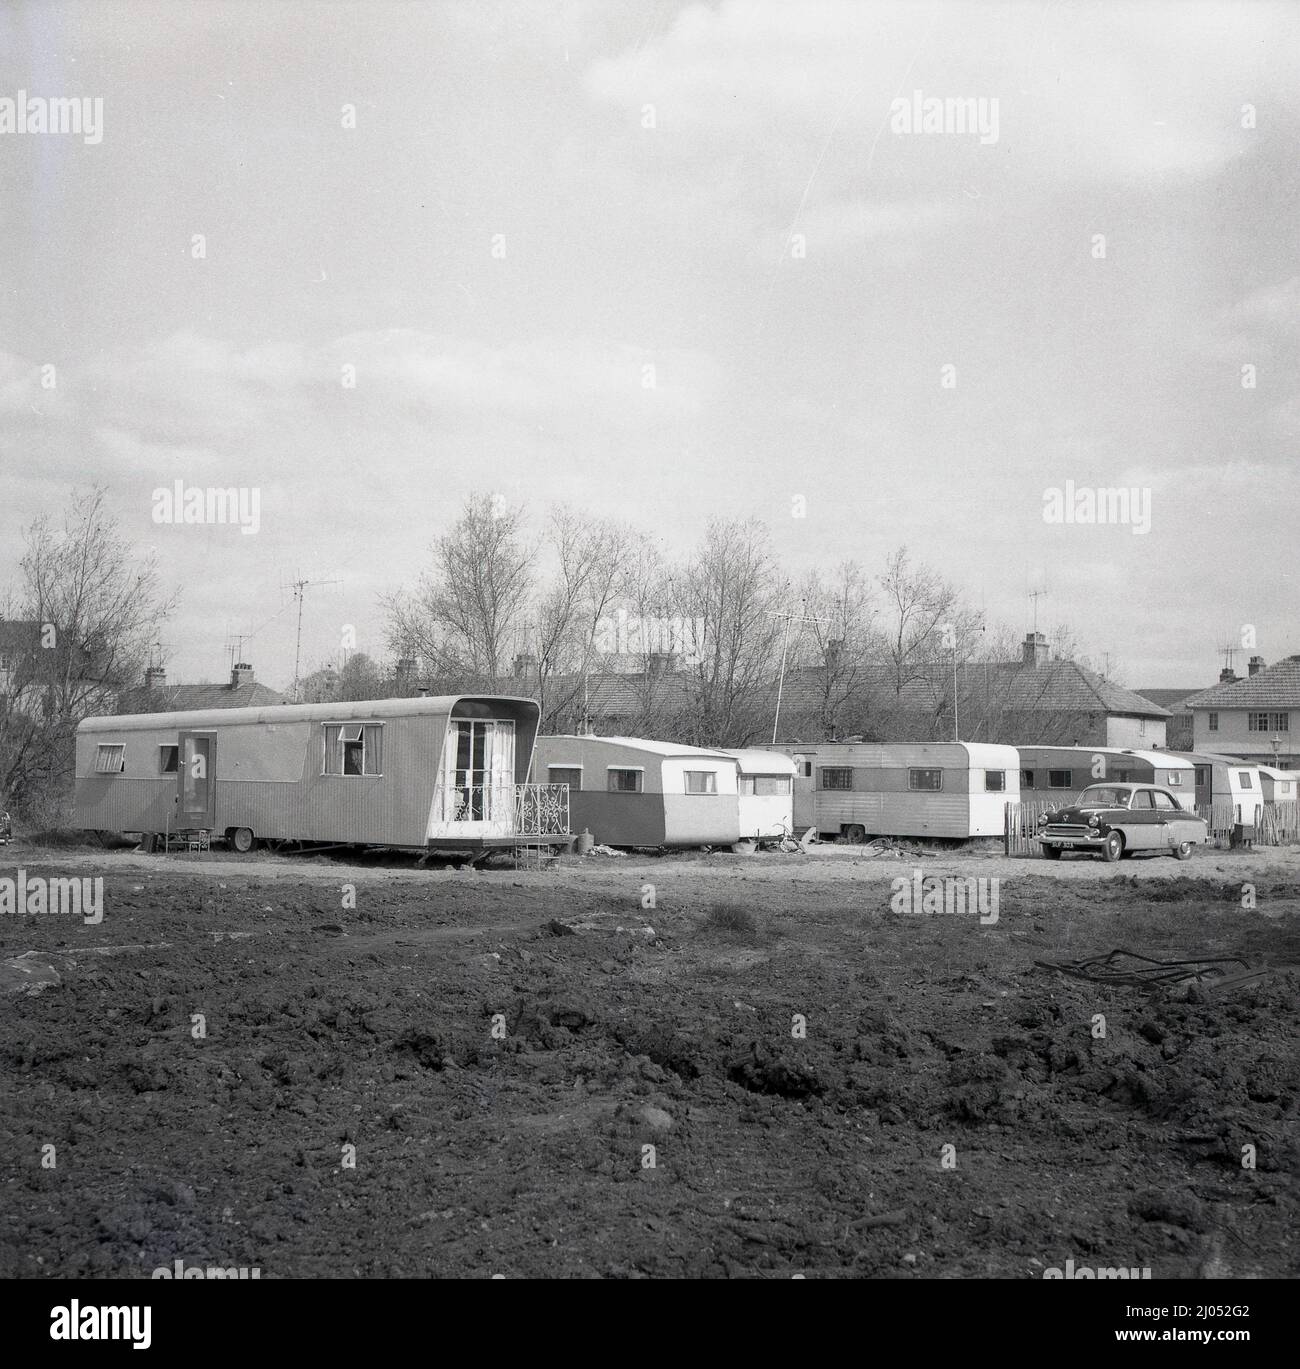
[177,732,216,830]
[430,719,516,838]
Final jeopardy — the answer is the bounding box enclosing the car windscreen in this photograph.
[1075,787,1131,808]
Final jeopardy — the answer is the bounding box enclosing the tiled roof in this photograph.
[1135,688,1202,710]
[115,681,287,714]
[1184,657,1300,709]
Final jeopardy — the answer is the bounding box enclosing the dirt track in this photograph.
[2,841,1297,1278]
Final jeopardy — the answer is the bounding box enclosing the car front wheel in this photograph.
[1101,831,1124,862]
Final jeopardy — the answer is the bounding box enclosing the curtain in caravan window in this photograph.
[324,725,343,775]
[363,724,383,775]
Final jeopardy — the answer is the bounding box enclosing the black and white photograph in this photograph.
[1,0,1297,1324]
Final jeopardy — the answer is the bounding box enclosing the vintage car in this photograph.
[1037,782,1208,861]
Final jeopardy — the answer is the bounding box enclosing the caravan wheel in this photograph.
[229,827,256,854]
[844,824,867,845]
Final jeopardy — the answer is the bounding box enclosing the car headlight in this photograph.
[1038,813,1050,827]
[1088,814,1101,827]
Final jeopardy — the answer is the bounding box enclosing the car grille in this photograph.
[1044,823,1093,838]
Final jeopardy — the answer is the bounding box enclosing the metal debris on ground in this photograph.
[861,837,922,859]
[583,844,624,857]
[1034,948,1267,995]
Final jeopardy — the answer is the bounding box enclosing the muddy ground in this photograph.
[2,841,1297,1278]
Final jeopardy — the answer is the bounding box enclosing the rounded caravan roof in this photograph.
[543,735,736,761]
[78,695,540,735]
[723,748,798,775]
[959,742,1023,767]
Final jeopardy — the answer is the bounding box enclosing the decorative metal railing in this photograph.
[430,783,569,836]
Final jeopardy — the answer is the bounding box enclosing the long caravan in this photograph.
[1016,747,1197,811]
[74,696,570,853]
[760,741,1021,841]
[532,736,739,848]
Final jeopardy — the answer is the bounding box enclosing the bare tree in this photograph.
[385,494,534,681]
[790,561,880,739]
[678,518,784,746]
[0,488,175,818]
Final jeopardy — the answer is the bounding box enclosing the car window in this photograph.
[1151,791,1178,810]
[1077,787,1130,807]
[1133,790,1156,809]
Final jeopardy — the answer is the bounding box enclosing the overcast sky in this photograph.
[2,0,1297,691]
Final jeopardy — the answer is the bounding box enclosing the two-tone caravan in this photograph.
[1016,747,1197,811]
[722,749,797,841]
[1166,750,1265,826]
[762,742,1021,841]
[74,696,569,853]
[1258,766,1299,804]
[532,736,739,848]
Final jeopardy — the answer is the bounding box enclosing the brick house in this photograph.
[1184,655,1300,768]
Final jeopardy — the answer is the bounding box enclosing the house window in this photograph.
[1138,719,1147,736]
[1048,770,1072,789]
[95,744,126,774]
[820,767,853,790]
[1208,712,1218,731]
[684,770,717,794]
[159,745,179,774]
[909,769,942,791]
[323,723,383,776]
[983,770,1005,791]
[1021,769,1034,789]
[547,767,582,791]
[1248,712,1289,732]
[607,768,642,793]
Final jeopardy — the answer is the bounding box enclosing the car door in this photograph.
[1151,788,1193,846]
[1126,789,1159,849]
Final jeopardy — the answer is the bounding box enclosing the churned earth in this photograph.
[1,841,1297,1278]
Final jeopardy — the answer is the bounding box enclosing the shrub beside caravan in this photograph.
[74,695,569,853]
[721,749,798,841]
[1016,747,1197,811]
[761,741,1021,841]
[532,735,740,848]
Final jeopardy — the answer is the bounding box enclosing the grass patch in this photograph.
[703,901,764,937]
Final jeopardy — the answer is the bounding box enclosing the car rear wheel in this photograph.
[1172,840,1193,861]
[1041,843,1063,860]
[1101,831,1124,863]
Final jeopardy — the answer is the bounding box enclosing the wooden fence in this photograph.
[1003,800,1300,856]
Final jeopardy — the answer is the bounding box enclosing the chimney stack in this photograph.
[1219,666,1238,684]
[1022,631,1050,667]
[230,661,255,689]
[1248,655,1266,677]
[144,665,166,690]
[394,657,416,690]
[647,651,674,679]
[512,651,537,679]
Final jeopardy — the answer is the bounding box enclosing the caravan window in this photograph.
[820,767,853,790]
[983,770,1005,791]
[743,775,791,796]
[547,766,582,791]
[1238,772,1253,789]
[159,745,179,774]
[908,769,942,791]
[684,770,717,794]
[1048,770,1072,789]
[95,744,126,774]
[1021,769,1034,788]
[607,768,642,793]
[1167,772,1182,786]
[324,723,383,776]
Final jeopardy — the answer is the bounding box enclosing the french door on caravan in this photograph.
[432,719,516,837]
